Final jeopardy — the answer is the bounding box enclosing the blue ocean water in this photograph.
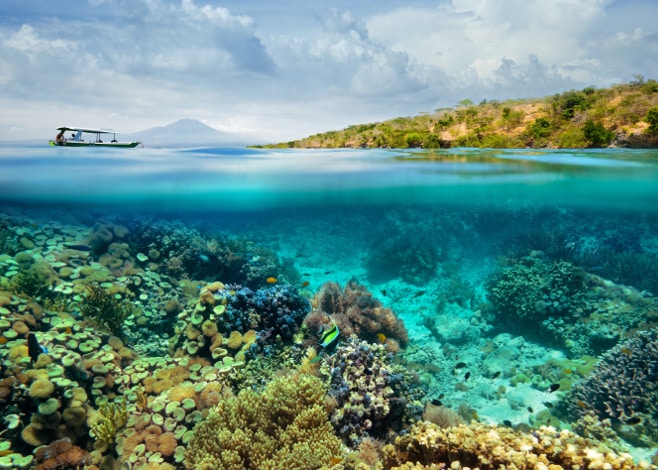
[1,145,658,467]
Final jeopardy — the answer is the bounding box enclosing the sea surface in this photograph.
[1,145,658,468]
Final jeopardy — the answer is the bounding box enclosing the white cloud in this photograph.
[0,0,657,141]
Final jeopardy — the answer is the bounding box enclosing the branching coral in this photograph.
[90,397,128,446]
[383,421,640,470]
[80,284,133,339]
[184,373,342,470]
[309,280,408,348]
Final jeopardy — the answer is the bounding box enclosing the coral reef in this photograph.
[33,437,92,470]
[383,421,643,469]
[308,280,408,349]
[555,328,658,446]
[184,373,342,470]
[364,209,451,285]
[170,281,310,365]
[485,255,658,355]
[320,337,424,445]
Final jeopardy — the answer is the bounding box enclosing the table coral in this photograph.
[184,373,342,470]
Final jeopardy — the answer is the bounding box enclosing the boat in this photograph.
[49,126,142,148]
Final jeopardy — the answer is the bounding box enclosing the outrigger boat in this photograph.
[49,126,142,148]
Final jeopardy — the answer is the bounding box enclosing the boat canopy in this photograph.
[57,126,116,134]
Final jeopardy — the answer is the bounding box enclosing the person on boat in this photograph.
[55,131,65,145]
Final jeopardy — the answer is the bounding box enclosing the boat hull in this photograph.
[49,140,141,148]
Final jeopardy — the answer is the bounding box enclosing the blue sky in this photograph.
[1,0,656,142]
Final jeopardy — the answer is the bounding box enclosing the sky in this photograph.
[1,0,657,142]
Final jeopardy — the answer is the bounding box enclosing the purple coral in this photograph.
[320,337,424,446]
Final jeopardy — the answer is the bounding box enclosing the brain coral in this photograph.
[184,373,342,470]
[556,327,658,444]
[310,280,408,348]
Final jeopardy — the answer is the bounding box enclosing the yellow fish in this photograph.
[266,277,278,284]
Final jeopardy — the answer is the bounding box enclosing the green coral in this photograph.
[184,373,342,470]
[5,266,53,300]
[80,284,133,339]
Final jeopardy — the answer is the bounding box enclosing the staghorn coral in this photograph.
[184,372,342,470]
[383,421,642,470]
[310,280,408,348]
[555,328,658,446]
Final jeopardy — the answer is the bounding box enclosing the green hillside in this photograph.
[260,78,658,149]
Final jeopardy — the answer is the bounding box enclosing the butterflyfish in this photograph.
[320,318,340,349]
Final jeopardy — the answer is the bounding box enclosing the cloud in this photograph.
[0,0,657,142]
[364,0,654,101]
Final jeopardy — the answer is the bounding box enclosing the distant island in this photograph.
[257,78,658,149]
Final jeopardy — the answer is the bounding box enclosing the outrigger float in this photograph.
[49,126,142,148]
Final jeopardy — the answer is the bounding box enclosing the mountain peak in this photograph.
[130,119,243,147]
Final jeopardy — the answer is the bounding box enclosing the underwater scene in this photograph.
[1,146,658,470]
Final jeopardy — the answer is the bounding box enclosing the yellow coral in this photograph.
[226,331,243,350]
[184,373,342,470]
[242,329,257,346]
[383,421,641,470]
[90,398,128,446]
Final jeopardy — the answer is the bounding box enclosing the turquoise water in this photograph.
[1,146,658,468]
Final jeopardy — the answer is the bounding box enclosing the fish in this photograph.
[548,383,560,393]
[527,406,534,413]
[464,372,471,381]
[266,277,278,284]
[454,362,467,369]
[64,243,91,251]
[376,333,387,343]
[319,318,340,349]
[431,399,443,407]
[620,347,632,357]
[412,290,426,299]
[502,419,512,427]
[301,281,310,288]
[198,254,210,263]
[624,416,642,425]
[492,371,502,379]
[575,400,588,410]
[27,332,47,364]
[543,401,554,408]
[381,289,387,297]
